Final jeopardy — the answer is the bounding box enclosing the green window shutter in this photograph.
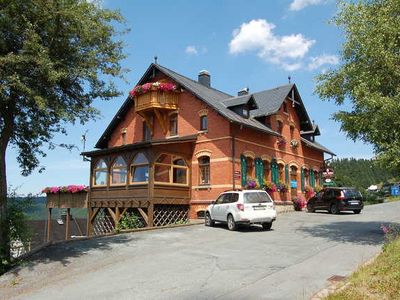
[285,165,289,184]
[310,170,315,188]
[319,171,322,185]
[256,158,264,188]
[271,159,278,184]
[301,168,305,192]
[240,155,247,187]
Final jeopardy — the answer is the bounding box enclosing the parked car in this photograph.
[205,190,277,231]
[307,187,364,214]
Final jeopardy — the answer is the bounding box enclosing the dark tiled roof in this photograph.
[154,64,279,136]
[250,84,294,117]
[301,137,335,156]
[222,94,252,107]
[95,63,330,155]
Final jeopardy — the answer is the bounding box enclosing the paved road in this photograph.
[1,202,399,300]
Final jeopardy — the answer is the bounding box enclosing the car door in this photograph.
[321,189,334,208]
[219,193,234,222]
[211,194,227,221]
[314,190,325,208]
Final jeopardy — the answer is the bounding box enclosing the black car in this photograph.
[307,187,364,214]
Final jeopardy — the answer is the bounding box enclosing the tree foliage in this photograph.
[0,0,127,262]
[315,0,400,169]
[330,158,398,189]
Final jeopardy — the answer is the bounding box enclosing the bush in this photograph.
[1,191,33,275]
[116,212,144,231]
[292,196,306,211]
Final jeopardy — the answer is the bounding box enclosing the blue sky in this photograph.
[7,0,374,195]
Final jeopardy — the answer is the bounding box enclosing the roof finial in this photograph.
[288,75,291,84]
[154,56,158,64]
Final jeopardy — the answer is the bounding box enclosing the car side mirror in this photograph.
[211,200,216,205]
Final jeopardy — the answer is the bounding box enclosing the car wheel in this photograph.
[227,214,237,231]
[353,209,361,214]
[330,203,340,214]
[262,222,272,230]
[307,203,315,213]
[205,212,215,227]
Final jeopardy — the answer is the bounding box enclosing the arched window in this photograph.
[93,159,108,186]
[290,165,298,197]
[199,156,210,185]
[278,163,285,183]
[200,115,208,131]
[155,154,188,185]
[277,120,283,134]
[130,153,149,183]
[263,160,271,183]
[246,157,254,179]
[110,156,127,185]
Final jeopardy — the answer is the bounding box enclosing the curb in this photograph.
[310,252,381,299]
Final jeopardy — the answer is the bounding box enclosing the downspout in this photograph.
[232,123,236,190]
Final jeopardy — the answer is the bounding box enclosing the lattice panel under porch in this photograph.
[93,208,115,235]
[153,205,189,227]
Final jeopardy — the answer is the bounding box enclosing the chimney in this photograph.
[237,87,249,96]
[198,70,210,87]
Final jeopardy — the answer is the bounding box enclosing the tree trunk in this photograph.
[0,140,10,262]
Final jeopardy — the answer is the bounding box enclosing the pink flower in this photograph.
[381,224,390,234]
[49,186,60,194]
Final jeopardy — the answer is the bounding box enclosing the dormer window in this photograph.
[242,106,249,118]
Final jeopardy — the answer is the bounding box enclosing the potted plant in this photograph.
[129,81,178,98]
[290,139,299,148]
[264,182,277,194]
[276,137,287,147]
[276,182,288,193]
[305,186,315,199]
[292,195,307,211]
[246,178,258,189]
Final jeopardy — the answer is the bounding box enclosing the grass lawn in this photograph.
[326,237,400,299]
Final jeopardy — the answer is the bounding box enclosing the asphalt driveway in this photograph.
[1,201,399,300]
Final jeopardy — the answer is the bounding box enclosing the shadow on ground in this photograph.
[298,220,399,246]
[10,233,134,276]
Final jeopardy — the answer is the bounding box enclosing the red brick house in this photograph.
[82,63,334,232]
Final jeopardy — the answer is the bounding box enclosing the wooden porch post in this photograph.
[47,208,52,242]
[87,206,93,237]
[65,208,70,240]
[148,160,155,227]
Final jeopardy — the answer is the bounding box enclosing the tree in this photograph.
[0,0,127,262]
[315,0,400,169]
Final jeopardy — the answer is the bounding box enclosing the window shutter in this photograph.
[285,165,289,184]
[301,168,305,192]
[240,155,247,187]
[271,159,278,184]
[255,158,264,188]
[310,170,315,187]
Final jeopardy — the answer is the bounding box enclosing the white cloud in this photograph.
[185,45,198,55]
[289,0,323,11]
[308,54,339,70]
[229,19,315,71]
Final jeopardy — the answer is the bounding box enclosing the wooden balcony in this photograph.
[134,90,179,113]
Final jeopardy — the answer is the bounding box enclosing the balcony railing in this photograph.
[134,90,179,113]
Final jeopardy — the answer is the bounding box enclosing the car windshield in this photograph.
[344,189,361,198]
[243,192,272,204]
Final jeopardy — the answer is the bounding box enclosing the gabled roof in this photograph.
[95,63,330,155]
[250,84,294,117]
[95,63,279,148]
[301,137,335,156]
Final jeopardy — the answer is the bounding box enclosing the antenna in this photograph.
[154,56,158,64]
[81,130,90,162]
[288,75,291,84]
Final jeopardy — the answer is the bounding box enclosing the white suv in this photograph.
[205,190,277,231]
